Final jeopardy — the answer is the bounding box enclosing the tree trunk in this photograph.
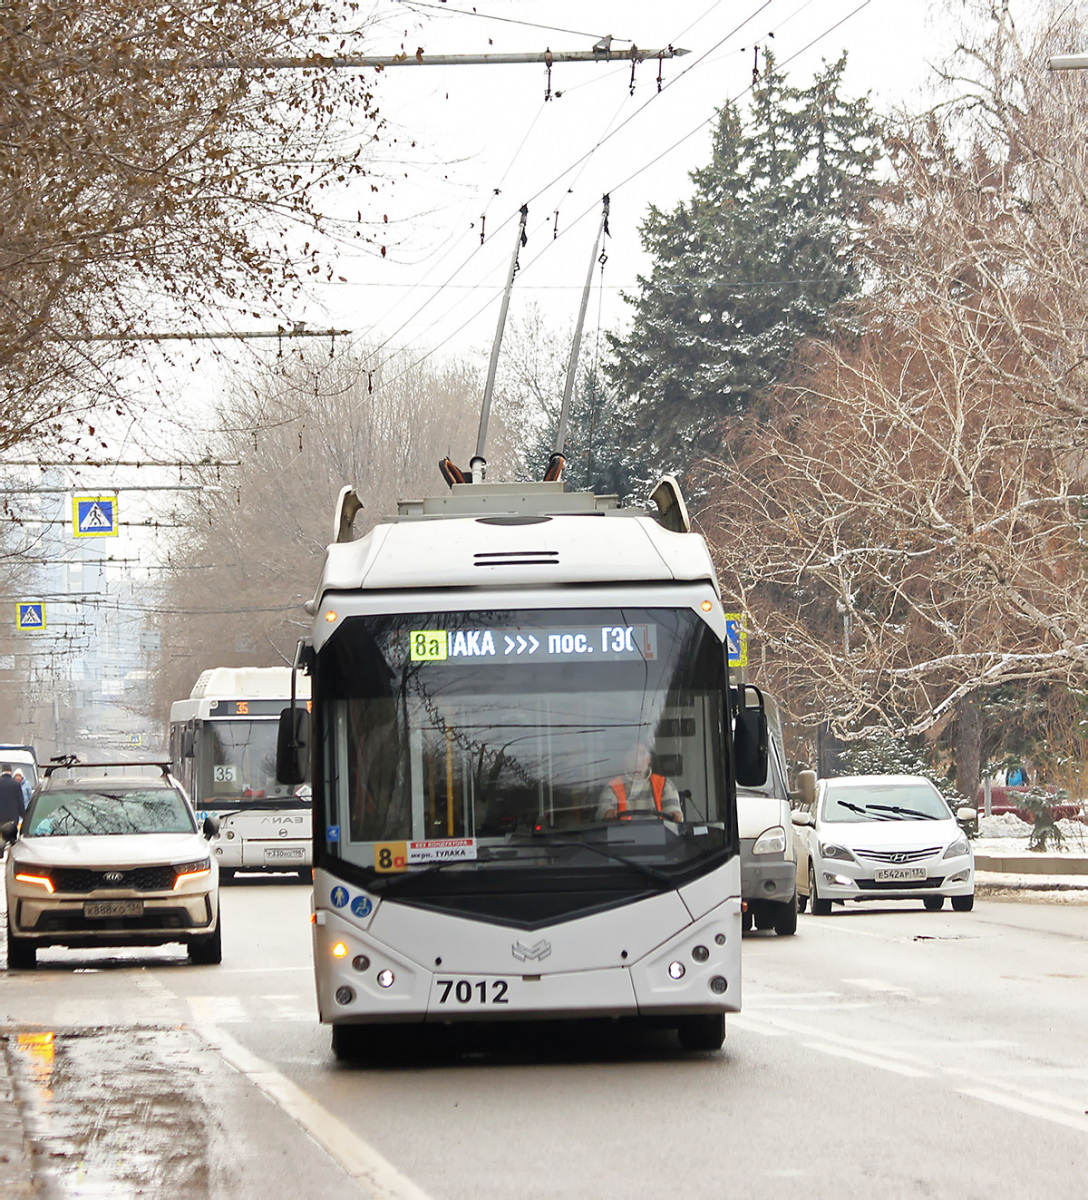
[953,695,982,802]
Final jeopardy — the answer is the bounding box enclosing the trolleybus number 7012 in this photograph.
[436,979,510,1005]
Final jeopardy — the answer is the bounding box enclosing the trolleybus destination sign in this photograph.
[409,623,658,664]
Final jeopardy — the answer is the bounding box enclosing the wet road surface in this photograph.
[3,877,1087,1198]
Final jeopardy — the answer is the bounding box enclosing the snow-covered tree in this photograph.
[607,53,881,478]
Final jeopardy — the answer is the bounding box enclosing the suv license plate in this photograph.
[84,900,144,918]
[264,847,306,863]
[873,867,926,882]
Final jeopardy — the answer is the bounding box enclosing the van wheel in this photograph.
[774,895,798,936]
[809,865,832,916]
[677,1014,725,1051]
[951,894,974,912]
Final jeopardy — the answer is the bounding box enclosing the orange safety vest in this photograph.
[610,774,667,813]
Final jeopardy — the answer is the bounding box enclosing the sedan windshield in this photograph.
[319,606,732,885]
[821,781,952,823]
[25,789,196,836]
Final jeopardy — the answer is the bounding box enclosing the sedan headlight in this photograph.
[752,826,786,855]
[943,835,970,859]
[818,842,854,862]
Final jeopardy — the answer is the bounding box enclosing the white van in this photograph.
[737,692,798,935]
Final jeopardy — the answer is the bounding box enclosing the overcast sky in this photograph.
[296,0,959,368]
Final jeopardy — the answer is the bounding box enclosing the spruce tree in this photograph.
[608,53,882,476]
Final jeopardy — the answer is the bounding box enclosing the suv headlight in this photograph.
[752,826,786,855]
[173,858,212,889]
[943,835,970,859]
[818,842,854,862]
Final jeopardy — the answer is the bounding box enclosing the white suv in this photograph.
[3,761,221,968]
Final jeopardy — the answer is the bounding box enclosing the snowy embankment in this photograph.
[974,812,1088,893]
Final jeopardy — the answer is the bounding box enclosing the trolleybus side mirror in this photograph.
[733,688,769,788]
[202,816,220,839]
[276,707,310,786]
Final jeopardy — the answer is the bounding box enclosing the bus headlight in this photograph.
[377,969,395,988]
[668,961,685,980]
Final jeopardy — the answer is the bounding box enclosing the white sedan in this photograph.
[792,774,976,914]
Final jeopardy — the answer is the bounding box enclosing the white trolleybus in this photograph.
[278,476,768,1057]
[170,667,312,879]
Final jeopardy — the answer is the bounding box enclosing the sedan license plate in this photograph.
[873,867,927,882]
[264,847,306,863]
[432,977,513,1010]
[84,900,143,919]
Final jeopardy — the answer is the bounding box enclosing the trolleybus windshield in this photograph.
[319,607,733,887]
[201,719,299,804]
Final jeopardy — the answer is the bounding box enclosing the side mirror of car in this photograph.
[797,769,817,807]
[791,810,814,827]
[956,806,977,822]
[202,816,220,839]
[0,819,17,843]
[732,686,768,788]
[276,707,311,786]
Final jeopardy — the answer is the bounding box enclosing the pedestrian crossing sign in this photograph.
[16,603,46,631]
[73,495,118,538]
[725,613,748,668]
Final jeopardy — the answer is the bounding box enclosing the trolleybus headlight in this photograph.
[668,961,685,980]
[352,955,370,972]
[692,945,709,963]
[377,969,395,989]
[332,942,348,958]
[335,987,354,1005]
[709,976,728,994]
[715,932,727,945]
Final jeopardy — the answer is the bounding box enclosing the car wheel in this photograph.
[6,923,36,970]
[189,905,222,965]
[809,864,832,916]
[774,895,798,936]
[677,1014,725,1052]
[951,893,974,912]
[924,896,944,912]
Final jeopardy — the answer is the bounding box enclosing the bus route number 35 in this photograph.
[436,979,509,1005]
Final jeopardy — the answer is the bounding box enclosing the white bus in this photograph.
[170,667,312,879]
[278,478,767,1057]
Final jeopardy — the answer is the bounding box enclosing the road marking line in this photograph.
[195,1022,436,1200]
[799,1041,931,1078]
[841,977,913,995]
[958,1086,1088,1133]
[729,1015,788,1037]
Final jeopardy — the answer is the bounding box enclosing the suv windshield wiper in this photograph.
[867,804,939,820]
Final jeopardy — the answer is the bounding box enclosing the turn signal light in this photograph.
[332,942,349,958]
[14,873,54,894]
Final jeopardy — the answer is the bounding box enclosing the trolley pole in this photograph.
[473,204,528,481]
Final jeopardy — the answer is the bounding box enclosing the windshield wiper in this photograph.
[867,804,939,820]
[527,834,674,886]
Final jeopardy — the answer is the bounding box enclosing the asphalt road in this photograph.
[3,877,1087,1199]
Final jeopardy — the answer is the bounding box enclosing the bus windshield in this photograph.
[199,719,296,803]
[319,607,732,884]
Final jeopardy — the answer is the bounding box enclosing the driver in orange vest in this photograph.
[597,743,683,822]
